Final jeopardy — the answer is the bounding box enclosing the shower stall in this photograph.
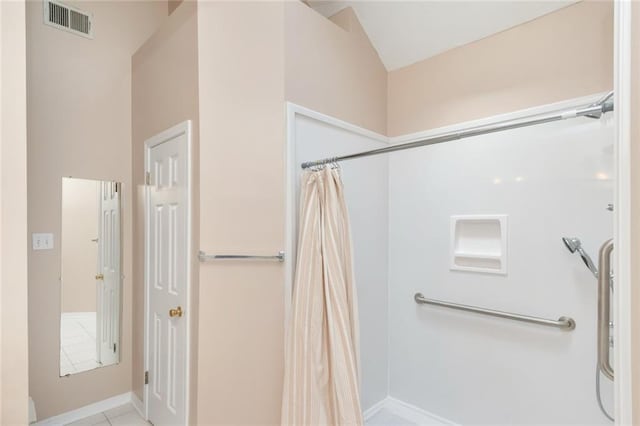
[287,92,616,424]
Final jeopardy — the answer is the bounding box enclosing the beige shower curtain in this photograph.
[282,167,363,426]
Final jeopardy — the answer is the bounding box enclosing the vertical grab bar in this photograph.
[597,238,614,380]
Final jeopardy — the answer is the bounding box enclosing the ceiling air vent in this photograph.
[43,0,93,39]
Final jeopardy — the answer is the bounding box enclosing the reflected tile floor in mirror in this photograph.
[60,312,100,375]
[65,403,147,426]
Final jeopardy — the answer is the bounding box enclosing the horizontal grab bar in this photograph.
[198,250,285,262]
[414,293,575,331]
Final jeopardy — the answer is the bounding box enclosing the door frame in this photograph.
[613,2,633,424]
[143,120,193,424]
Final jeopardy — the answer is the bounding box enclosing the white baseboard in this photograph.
[363,398,388,420]
[35,392,133,425]
[364,397,458,426]
[131,393,145,420]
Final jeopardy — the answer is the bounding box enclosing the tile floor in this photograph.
[65,403,147,426]
[60,312,100,376]
[66,403,411,426]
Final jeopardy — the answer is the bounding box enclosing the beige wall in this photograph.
[19,0,628,423]
[61,178,99,313]
[27,1,166,419]
[1,0,29,424]
[285,3,387,135]
[131,1,200,421]
[387,1,614,136]
[196,2,285,424]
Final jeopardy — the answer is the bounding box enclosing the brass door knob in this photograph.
[95,274,104,280]
[169,306,183,318]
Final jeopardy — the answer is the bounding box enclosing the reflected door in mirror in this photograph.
[60,177,122,376]
[97,181,120,366]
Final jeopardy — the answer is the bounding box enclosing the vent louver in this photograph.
[43,0,93,39]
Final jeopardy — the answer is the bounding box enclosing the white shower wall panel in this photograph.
[292,112,389,411]
[387,117,614,424]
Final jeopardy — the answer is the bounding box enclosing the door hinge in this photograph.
[145,371,149,385]
[113,343,116,353]
[145,171,151,185]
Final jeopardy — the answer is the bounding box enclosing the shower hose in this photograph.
[596,363,614,422]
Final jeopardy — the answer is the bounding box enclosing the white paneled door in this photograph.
[97,181,121,366]
[145,122,191,426]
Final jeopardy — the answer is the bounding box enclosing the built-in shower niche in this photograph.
[450,215,507,274]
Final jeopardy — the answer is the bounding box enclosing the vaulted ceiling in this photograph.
[307,1,579,71]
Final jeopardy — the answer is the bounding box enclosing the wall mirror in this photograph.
[60,177,122,376]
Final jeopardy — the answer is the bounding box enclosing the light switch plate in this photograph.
[32,233,54,250]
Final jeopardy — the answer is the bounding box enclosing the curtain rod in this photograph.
[300,92,614,170]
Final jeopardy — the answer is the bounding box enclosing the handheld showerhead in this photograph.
[562,237,599,278]
[562,237,581,253]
